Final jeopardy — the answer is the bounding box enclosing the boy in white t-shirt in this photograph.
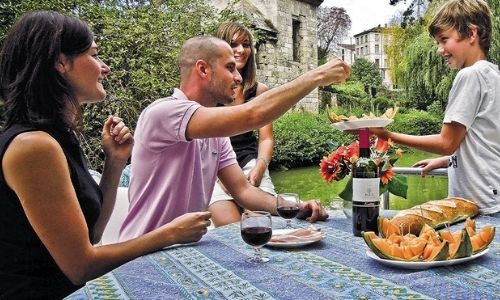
[372,0,500,214]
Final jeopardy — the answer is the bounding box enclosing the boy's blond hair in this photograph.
[429,0,492,55]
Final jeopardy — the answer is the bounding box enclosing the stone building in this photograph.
[354,25,393,89]
[207,0,323,112]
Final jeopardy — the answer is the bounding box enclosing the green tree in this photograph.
[351,58,383,111]
[0,0,229,170]
[79,1,222,169]
[489,0,500,64]
[317,6,351,64]
[402,32,455,110]
[386,0,499,111]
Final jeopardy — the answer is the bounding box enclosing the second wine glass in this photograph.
[276,193,300,229]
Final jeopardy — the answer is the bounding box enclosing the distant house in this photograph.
[331,42,355,65]
[207,0,324,112]
[354,24,393,89]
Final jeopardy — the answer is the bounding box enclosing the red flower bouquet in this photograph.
[319,137,408,201]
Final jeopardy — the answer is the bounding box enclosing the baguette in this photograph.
[389,197,479,235]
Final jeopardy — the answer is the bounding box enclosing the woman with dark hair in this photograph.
[0,11,211,298]
[209,22,277,227]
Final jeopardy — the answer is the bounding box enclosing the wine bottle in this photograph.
[352,128,380,237]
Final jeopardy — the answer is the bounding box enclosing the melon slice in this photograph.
[439,228,473,259]
[422,240,448,261]
[464,217,476,237]
[469,225,495,254]
[378,216,400,238]
[363,231,426,261]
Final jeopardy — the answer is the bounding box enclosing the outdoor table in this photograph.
[67,211,499,299]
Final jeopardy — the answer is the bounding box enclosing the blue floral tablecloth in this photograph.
[67,213,499,300]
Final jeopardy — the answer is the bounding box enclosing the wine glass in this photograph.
[240,211,272,263]
[276,193,300,229]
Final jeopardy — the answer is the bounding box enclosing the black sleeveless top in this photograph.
[0,124,103,299]
[224,85,259,168]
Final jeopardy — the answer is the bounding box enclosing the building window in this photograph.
[375,58,380,67]
[341,49,345,61]
[292,19,300,62]
[375,44,379,54]
[356,37,359,45]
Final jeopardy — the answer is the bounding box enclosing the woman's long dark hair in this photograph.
[215,22,257,99]
[0,11,93,130]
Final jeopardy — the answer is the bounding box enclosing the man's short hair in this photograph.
[429,0,492,55]
[178,36,227,80]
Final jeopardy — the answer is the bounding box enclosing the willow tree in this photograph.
[488,0,499,64]
[386,0,499,111]
[403,33,455,110]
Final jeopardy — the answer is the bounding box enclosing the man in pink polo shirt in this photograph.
[119,36,351,241]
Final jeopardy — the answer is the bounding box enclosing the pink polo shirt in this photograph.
[119,89,237,241]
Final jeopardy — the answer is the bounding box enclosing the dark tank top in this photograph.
[0,124,103,299]
[226,85,259,168]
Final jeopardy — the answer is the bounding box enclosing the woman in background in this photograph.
[0,11,210,298]
[209,22,277,226]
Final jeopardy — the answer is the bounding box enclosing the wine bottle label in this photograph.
[352,178,380,202]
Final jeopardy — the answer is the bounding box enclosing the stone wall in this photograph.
[207,0,322,112]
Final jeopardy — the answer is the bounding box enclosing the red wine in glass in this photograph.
[277,207,300,219]
[241,227,272,247]
[240,211,272,263]
[276,193,300,228]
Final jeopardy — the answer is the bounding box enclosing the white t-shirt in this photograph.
[443,60,500,214]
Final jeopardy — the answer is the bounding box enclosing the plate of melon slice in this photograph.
[362,217,495,270]
[366,248,489,270]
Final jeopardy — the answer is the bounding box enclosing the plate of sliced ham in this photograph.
[266,227,324,248]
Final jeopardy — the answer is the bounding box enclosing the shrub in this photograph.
[271,112,352,169]
[329,81,367,110]
[389,109,441,136]
[427,100,444,119]
[373,95,390,113]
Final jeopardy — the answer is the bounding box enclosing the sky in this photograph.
[321,0,411,40]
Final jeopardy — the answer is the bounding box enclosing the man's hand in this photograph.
[297,199,329,222]
[316,59,351,86]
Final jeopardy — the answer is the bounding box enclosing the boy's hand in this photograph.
[413,156,450,176]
